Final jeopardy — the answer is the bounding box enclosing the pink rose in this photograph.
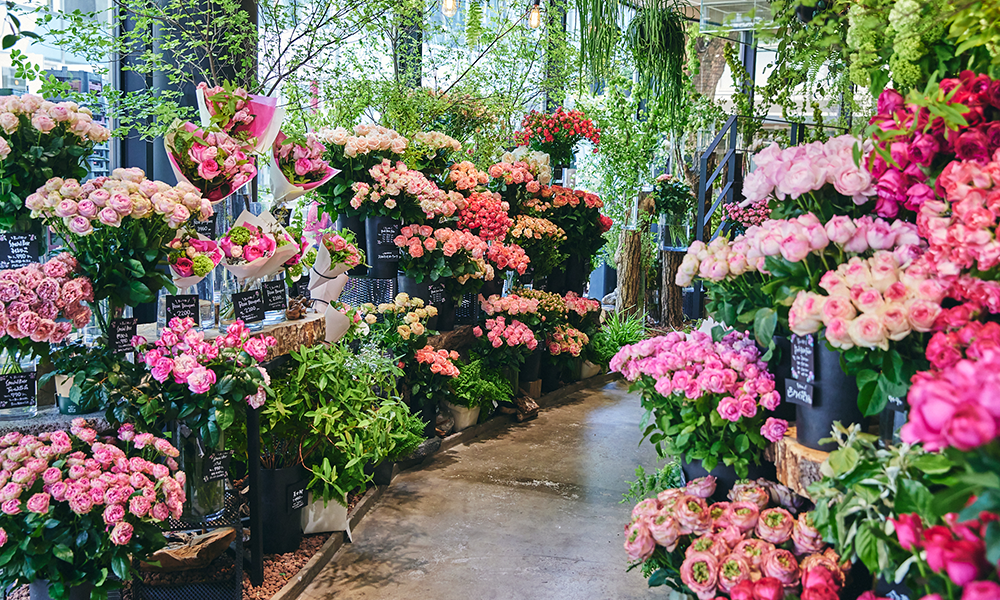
[680,551,719,600]
[103,503,125,524]
[756,508,794,544]
[98,207,121,227]
[109,521,133,546]
[25,492,49,514]
[761,548,800,587]
[685,476,717,499]
[760,418,788,443]
[624,520,655,561]
[186,366,216,394]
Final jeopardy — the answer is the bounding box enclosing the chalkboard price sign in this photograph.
[193,214,218,240]
[287,481,307,513]
[785,378,814,406]
[0,372,36,409]
[0,233,39,270]
[887,395,907,412]
[233,290,265,323]
[790,334,815,383]
[165,294,200,326]
[109,318,138,354]
[375,224,399,261]
[202,450,233,483]
[262,280,287,312]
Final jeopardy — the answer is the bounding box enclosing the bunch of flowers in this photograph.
[486,242,530,276]
[314,124,409,216]
[351,159,455,220]
[318,124,409,159]
[611,331,786,478]
[165,122,258,202]
[0,95,112,230]
[523,186,607,266]
[321,229,365,271]
[487,161,536,186]
[273,131,335,186]
[545,324,588,357]
[409,131,462,174]
[501,146,552,185]
[456,191,512,241]
[515,107,600,165]
[624,476,839,598]
[413,344,461,377]
[446,161,490,191]
[788,251,945,350]
[196,81,281,153]
[564,291,601,336]
[365,294,438,350]
[473,316,538,370]
[330,302,376,339]
[0,423,186,597]
[394,225,494,298]
[412,131,462,153]
[408,344,461,417]
[868,73,1000,218]
[0,254,91,358]
[166,228,223,285]
[741,135,875,216]
[220,222,277,266]
[723,200,771,234]
[506,215,566,277]
[479,293,541,325]
[29,169,212,339]
[511,288,568,332]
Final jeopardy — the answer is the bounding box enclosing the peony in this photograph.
[648,512,680,550]
[680,551,719,600]
[724,501,760,533]
[761,548,800,587]
[675,495,712,535]
[623,519,655,561]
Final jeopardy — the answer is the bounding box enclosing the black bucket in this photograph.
[435,296,457,332]
[520,346,543,383]
[769,336,797,423]
[564,255,587,295]
[795,341,864,451]
[681,458,777,503]
[337,214,368,276]
[260,465,307,554]
[397,273,432,304]
[365,215,401,279]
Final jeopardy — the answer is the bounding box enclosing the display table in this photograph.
[764,426,829,499]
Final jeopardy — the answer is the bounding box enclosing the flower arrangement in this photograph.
[408,131,462,174]
[445,161,490,192]
[196,81,282,154]
[506,215,567,277]
[723,200,770,236]
[564,291,601,338]
[652,173,696,245]
[164,121,258,202]
[479,293,541,327]
[624,475,841,598]
[279,226,311,283]
[320,229,365,272]
[501,146,552,185]
[0,95,112,231]
[220,222,277,267]
[409,344,461,421]
[510,288,568,332]
[546,324,588,357]
[472,316,538,370]
[166,228,223,287]
[29,169,211,338]
[868,73,1000,218]
[487,161,536,186]
[270,131,337,203]
[521,185,607,271]
[0,254,92,361]
[0,422,185,599]
[485,242,531,276]
[363,294,438,352]
[515,107,600,165]
[611,331,786,478]
[456,191,512,241]
[394,225,494,298]
[351,159,454,221]
[313,124,409,217]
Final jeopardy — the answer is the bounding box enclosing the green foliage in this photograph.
[621,462,683,505]
[590,308,646,366]
[41,344,138,413]
[451,358,512,409]
[624,0,686,124]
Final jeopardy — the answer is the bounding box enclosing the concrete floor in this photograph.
[299,380,665,600]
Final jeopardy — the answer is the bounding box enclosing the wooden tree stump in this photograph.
[618,230,643,316]
[661,250,685,329]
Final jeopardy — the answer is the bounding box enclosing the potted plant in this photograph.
[611,330,789,498]
[449,358,513,430]
[43,343,137,416]
[108,318,273,521]
[0,420,185,600]
[407,344,461,436]
[650,173,695,248]
[505,215,567,284]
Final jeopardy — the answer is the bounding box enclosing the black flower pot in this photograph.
[543,268,566,293]
[564,255,587,295]
[260,465,307,554]
[365,215,401,279]
[795,340,864,451]
[364,460,396,486]
[435,296,457,332]
[337,214,367,276]
[769,335,797,423]
[480,278,503,299]
[681,458,777,503]
[541,350,561,393]
[29,581,93,600]
[397,273,432,304]
[520,346,543,383]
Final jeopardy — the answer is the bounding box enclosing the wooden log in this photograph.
[661,250,685,329]
[618,229,643,316]
[763,426,829,499]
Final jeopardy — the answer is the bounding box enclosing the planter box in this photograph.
[301,492,349,534]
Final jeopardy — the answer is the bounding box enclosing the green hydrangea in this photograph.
[302,248,317,269]
[228,225,252,245]
[192,254,215,277]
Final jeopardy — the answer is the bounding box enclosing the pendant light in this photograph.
[528,0,541,28]
[443,0,458,18]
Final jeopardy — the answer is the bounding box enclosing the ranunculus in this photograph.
[624,519,655,561]
[791,512,825,555]
[680,551,719,600]
[760,548,800,587]
[676,495,712,535]
[648,512,680,550]
[686,476,717,499]
[729,483,770,510]
[717,554,751,593]
[110,521,133,546]
[756,508,794,544]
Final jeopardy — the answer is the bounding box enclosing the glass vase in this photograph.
[0,351,37,420]
[172,422,226,522]
[262,274,287,327]
[218,269,264,332]
[157,275,216,333]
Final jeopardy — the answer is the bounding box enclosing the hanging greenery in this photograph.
[623,0,686,122]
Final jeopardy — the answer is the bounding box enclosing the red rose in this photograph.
[801,586,839,600]
[728,580,755,600]
[954,129,991,163]
[942,539,988,586]
[751,577,784,600]
[889,513,924,551]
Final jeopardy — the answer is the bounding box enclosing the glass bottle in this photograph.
[218,269,264,332]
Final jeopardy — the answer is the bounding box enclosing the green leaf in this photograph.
[753,307,777,348]
[911,453,954,475]
[735,434,749,454]
[856,370,882,416]
[828,446,859,476]
[986,521,1000,566]
[855,523,879,572]
[647,568,669,587]
[896,480,933,516]
[111,554,129,580]
[53,543,74,563]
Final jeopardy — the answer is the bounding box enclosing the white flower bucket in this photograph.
[443,400,480,432]
[301,492,349,534]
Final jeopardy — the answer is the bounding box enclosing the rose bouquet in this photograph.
[270,131,338,204]
[479,293,542,329]
[472,316,538,370]
[456,191,512,241]
[28,169,212,338]
[196,81,284,154]
[510,288,568,334]
[314,124,408,217]
[723,200,770,236]
[0,254,92,364]
[363,294,438,353]
[506,215,566,278]
[394,225,494,299]
[515,107,600,165]
[351,159,456,221]
[486,242,530,277]
[164,121,258,203]
[279,226,311,284]
[487,160,537,207]
[0,422,185,600]
[500,146,552,185]
[305,229,364,311]
[407,131,462,175]
[166,227,223,288]
[408,344,461,429]
[444,161,490,192]
[219,210,298,281]
[612,331,787,478]
[0,94,111,231]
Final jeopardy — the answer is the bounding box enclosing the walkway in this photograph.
[300,380,664,600]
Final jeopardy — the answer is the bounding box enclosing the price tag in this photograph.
[202,450,233,483]
[0,233,39,270]
[785,378,814,407]
[887,395,907,412]
[193,214,218,240]
[790,334,815,383]
[233,290,264,323]
[165,294,199,326]
[109,318,138,354]
[287,481,307,513]
[262,280,287,312]
[0,372,36,409]
[290,279,311,300]
[375,223,399,261]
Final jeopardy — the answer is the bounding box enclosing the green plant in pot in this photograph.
[650,173,694,247]
[449,359,512,430]
[588,308,647,367]
[42,343,141,416]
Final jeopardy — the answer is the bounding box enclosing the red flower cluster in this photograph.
[515,107,601,156]
[486,242,530,275]
[868,71,1000,218]
[456,191,512,241]
[599,214,613,233]
[890,511,999,592]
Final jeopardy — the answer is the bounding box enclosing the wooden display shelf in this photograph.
[764,426,829,500]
